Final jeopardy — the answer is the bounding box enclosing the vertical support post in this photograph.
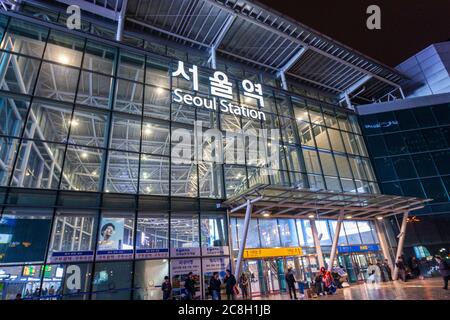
[278,71,288,90]
[344,93,353,110]
[374,219,394,271]
[234,200,252,279]
[328,214,344,271]
[392,211,409,280]
[399,86,405,99]
[210,47,217,70]
[310,219,325,269]
[115,0,128,42]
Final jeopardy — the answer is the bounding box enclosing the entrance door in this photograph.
[352,254,369,281]
[244,260,261,297]
[264,259,281,293]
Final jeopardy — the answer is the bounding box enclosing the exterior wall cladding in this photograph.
[0,3,440,300]
[359,41,450,263]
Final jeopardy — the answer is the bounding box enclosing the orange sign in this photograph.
[243,247,303,259]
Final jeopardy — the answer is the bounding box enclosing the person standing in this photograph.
[184,272,196,300]
[239,273,249,300]
[383,259,393,281]
[410,257,421,279]
[224,269,237,300]
[435,255,450,290]
[396,257,407,282]
[285,267,298,300]
[209,272,222,300]
[161,276,172,300]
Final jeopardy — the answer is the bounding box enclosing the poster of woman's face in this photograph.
[98,218,124,250]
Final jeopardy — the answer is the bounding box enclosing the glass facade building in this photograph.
[0,1,421,300]
[360,102,450,259]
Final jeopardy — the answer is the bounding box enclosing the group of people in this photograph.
[161,269,251,300]
[366,259,393,285]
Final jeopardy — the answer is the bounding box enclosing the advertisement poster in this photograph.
[202,257,230,300]
[170,258,201,300]
[97,218,133,261]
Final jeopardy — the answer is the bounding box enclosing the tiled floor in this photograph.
[252,278,450,300]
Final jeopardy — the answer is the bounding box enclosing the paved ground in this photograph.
[253,278,450,300]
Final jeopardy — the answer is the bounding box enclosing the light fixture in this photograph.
[92,170,97,176]
[142,172,149,179]
[81,152,88,159]
[57,54,70,65]
[261,211,271,217]
[156,87,164,95]
[70,119,79,127]
[376,216,383,220]
[308,214,315,219]
[345,215,352,219]
[144,124,152,135]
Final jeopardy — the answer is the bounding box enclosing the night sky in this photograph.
[257,0,450,67]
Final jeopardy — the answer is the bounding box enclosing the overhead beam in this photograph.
[205,0,402,89]
[55,0,121,21]
[338,75,372,105]
[209,14,236,69]
[277,47,307,90]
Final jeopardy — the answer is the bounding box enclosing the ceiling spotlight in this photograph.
[144,124,152,135]
[58,54,70,65]
[261,211,271,217]
[156,87,164,95]
[345,215,352,219]
[81,152,88,159]
[70,119,79,127]
[376,216,383,220]
[308,214,315,219]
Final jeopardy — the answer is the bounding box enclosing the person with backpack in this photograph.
[435,255,450,290]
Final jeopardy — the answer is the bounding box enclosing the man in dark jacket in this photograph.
[161,276,172,300]
[285,267,298,300]
[184,272,196,300]
[209,272,222,300]
[435,256,450,290]
[396,257,407,282]
[223,269,237,300]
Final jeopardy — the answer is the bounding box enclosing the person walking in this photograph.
[184,272,196,300]
[161,276,172,300]
[285,267,298,300]
[435,255,450,290]
[209,272,222,300]
[224,269,237,300]
[239,273,249,300]
[396,257,407,282]
[366,262,381,288]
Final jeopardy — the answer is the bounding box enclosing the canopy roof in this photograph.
[42,0,408,102]
[223,184,431,220]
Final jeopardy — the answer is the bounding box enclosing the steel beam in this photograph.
[328,213,344,271]
[392,211,409,280]
[234,200,253,279]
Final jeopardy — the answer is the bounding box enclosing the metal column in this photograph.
[392,211,409,280]
[374,219,394,272]
[115,0,128,42]
[234,200,253,279]
[310,219,325,269]
[278,71,288,90]
[328,214,344,271]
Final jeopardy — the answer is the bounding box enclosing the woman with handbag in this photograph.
[224,269,237,300]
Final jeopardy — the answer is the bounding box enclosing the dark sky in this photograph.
[257,0,450,67]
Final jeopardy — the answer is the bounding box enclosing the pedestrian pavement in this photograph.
[251,277,450,300]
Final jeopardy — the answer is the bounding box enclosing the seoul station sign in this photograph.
[171,61,267,121]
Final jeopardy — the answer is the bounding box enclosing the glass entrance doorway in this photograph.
[338,252,381,283]
[243,255,318,297]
